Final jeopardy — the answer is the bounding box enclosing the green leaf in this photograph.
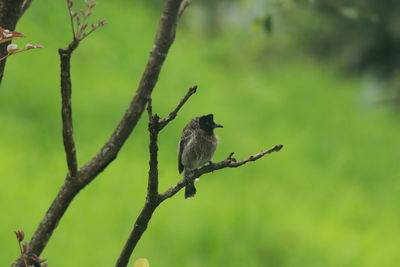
[133,258,149,267]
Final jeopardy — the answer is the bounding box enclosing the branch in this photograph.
[158,85,197,129]
[115,201,159,267]
[12,1,184,266]
[159,145,284,201]
[115,87,284,266]
[77,0,182,184]
[59,39,79,177]
[115,108,161,267]
[116,140,283,267]
[147,112,160,201]
[20,0,33,16]
[178,0,192,18]
[116,85,197,266]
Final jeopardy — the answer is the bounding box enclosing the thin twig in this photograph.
[159,145,283,201]
[159,85,197,129]
[146,97,153,121]
[116,84,197,266]
[78,0,182,184]
[0,47,43,63]
[16,241,28,267]
[115,108,162,266]
[11,1,184,266]
[59,39,79,177]
[115,201,159,267]
[116,85,283,267]
[20,0,33,16]
[147,114,160,201]
[66,0,76,38]
[178,0,192,18]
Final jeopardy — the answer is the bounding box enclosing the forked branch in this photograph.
[159,145,283,201]
[116,85,197,267]
[116,86,284,266]
[159,85,197,129]
[12,1,184,266]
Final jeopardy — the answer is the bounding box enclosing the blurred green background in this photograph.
[1,0,400,266]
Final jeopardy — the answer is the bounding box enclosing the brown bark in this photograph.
[59,39,79,177]
[0,0,30,83]
[12,0,183,266]
[115,86,283,267]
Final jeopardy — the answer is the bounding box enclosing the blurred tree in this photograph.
[305,0,400,77]
[254,0,400,103]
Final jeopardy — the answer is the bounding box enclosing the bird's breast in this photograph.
[181,133,218,171]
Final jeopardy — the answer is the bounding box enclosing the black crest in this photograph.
[199,114,222,133]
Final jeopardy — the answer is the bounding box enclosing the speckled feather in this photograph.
[178,117,218,173]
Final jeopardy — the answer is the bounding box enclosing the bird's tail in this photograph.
[185,180,196,199]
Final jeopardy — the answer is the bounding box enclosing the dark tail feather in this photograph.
[185,180,196,199]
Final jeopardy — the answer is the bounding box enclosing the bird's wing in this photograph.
[178,125,194,173]
[178,139,185,174]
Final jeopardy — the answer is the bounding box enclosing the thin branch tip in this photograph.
[178,0,192,18]
[227,152,235,160]
[160,144,283,201]
[189,85,197,93]
[158,85,198,129]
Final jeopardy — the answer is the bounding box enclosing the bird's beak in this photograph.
[214,123,223,128]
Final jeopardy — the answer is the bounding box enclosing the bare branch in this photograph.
[147,114,160,201]
[66,0,76,38]
[159,145,284,201]
[115,201,159,267]
[20,0,33,17]
[77,0,183,185]
[12,1,184,266]
[116,85,196,266]
[158,85,197,129]
[59,39,79,177]
[116,113,161,267]
[178,0,192,18]
[146,97,153,121]
[116,142,283,267]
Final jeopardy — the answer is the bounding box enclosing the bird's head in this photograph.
[199,114,223,133]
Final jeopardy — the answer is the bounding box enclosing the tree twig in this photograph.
[12,1,184,266]
[178,0,191,18]
[147,114,160,202]
[20,0,33,17]
[116,85,283,266]
[158,85,197,129]
[116,107,160,267]
[115,201,159,267]
[59,39,79,177]
[159,145,284,201]
[77,0,182,184]
[116,85,197,266]
[146,97,153,121]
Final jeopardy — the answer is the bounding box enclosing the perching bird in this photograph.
[178,114,223,199]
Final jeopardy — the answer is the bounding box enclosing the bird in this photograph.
[178,114,223,199]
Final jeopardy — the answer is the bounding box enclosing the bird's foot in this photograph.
[208,161,215,172]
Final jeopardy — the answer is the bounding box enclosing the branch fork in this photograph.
[116,86,284,266]
[11,1,283,267]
